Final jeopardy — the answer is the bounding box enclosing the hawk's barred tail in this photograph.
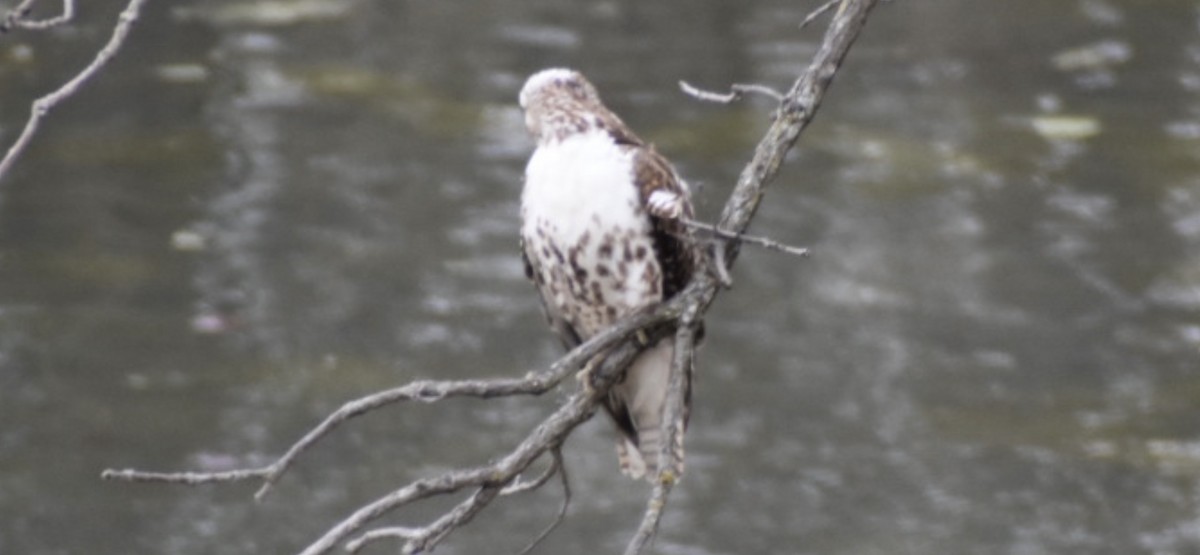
[635,426,663,478]
[612,339,688,481]
[616,420,686,481]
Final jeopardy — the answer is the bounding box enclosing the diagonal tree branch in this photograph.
[516,446,572,555]
[0,0,145,183]
[1,0,74,32]
[100,1,881,553]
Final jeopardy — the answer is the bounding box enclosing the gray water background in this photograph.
[1,0,1199,553]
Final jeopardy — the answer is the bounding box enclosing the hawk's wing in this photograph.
[630,146,697,299]
[597,116,699,297]
[606,140,701,480]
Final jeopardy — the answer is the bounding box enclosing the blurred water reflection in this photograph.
[2,0,1199,554]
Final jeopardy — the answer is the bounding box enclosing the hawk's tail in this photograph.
[611,339,689,481]
[617,421,686,481]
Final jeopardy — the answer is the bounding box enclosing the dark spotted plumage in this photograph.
[518,68,700,479]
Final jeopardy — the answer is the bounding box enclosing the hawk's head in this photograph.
[519,68,613,145]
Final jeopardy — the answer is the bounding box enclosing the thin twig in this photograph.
[800,0,842,29]
[346,485,503,555]
[296,337,661,555]
[679,80,784,104]
[716,0,879,267]
[341,527,420,549]
[1,0,35,32]
[249,377,544,501]
[681,218,809,258]
[0,0,142,182]
[100,467,269,484]
[517,447,571,555]
[0,0,34,32]
[303,462,512,554]
[1,0,73,31]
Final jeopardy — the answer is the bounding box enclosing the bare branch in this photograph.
[1,0,73,31]
[0,0,35,32]
[800,0,843,29]
[100,467,269,485]
[517,447,571,555]
[0,0,145,183]
[345,485,502,555]
[681,218,810,258]
[249,377,543,501]
[679,80,784,104]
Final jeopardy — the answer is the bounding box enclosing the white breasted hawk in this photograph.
[518,68,700,480]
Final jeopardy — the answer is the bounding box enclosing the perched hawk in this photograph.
[518,68,700,480]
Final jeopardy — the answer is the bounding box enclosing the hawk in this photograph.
[518,68,700,480]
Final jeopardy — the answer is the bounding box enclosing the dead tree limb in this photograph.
[1,0,74,32]
[101,0,881,553]
[0,0,145,183]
